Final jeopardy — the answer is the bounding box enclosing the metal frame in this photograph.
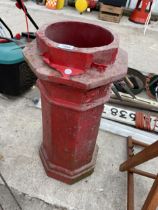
[16,0,39,30]
[120,136,158,210]
[0,18,13,38]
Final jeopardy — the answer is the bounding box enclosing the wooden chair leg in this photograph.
[120,137,158,210]
[128,172,134,210]
[127,137,134,210]
[120,140,158,172]
[142,176,158,210]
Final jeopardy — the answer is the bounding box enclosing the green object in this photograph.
[0,42,24,65]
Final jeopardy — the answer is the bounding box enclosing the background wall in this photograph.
[126,0,158,13]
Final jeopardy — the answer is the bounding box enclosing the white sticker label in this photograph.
[64,69,72,75]
[58,44,74,51]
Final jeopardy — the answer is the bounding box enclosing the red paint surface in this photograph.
[38,80,111,183]
[45,22,113,48]
[36,21,119,77]
[24,21,128,184]
[129,0,153,24]
[87,0,98,8]
[0,39,9,43]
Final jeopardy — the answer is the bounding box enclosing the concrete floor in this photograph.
[0,88,157,210]
[0,1,158,210]
[0,184,59,210]
[0,0,158,74]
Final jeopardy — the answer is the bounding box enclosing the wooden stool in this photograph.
[120,136,158,210]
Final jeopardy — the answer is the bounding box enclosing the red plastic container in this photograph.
[129,0,153,24]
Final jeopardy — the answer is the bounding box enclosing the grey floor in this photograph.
[0,0,158,74]
[0,1,158,210]
[0,87,157,210]
[0,184,65,210]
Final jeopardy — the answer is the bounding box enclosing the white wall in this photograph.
[126,0,158,14]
